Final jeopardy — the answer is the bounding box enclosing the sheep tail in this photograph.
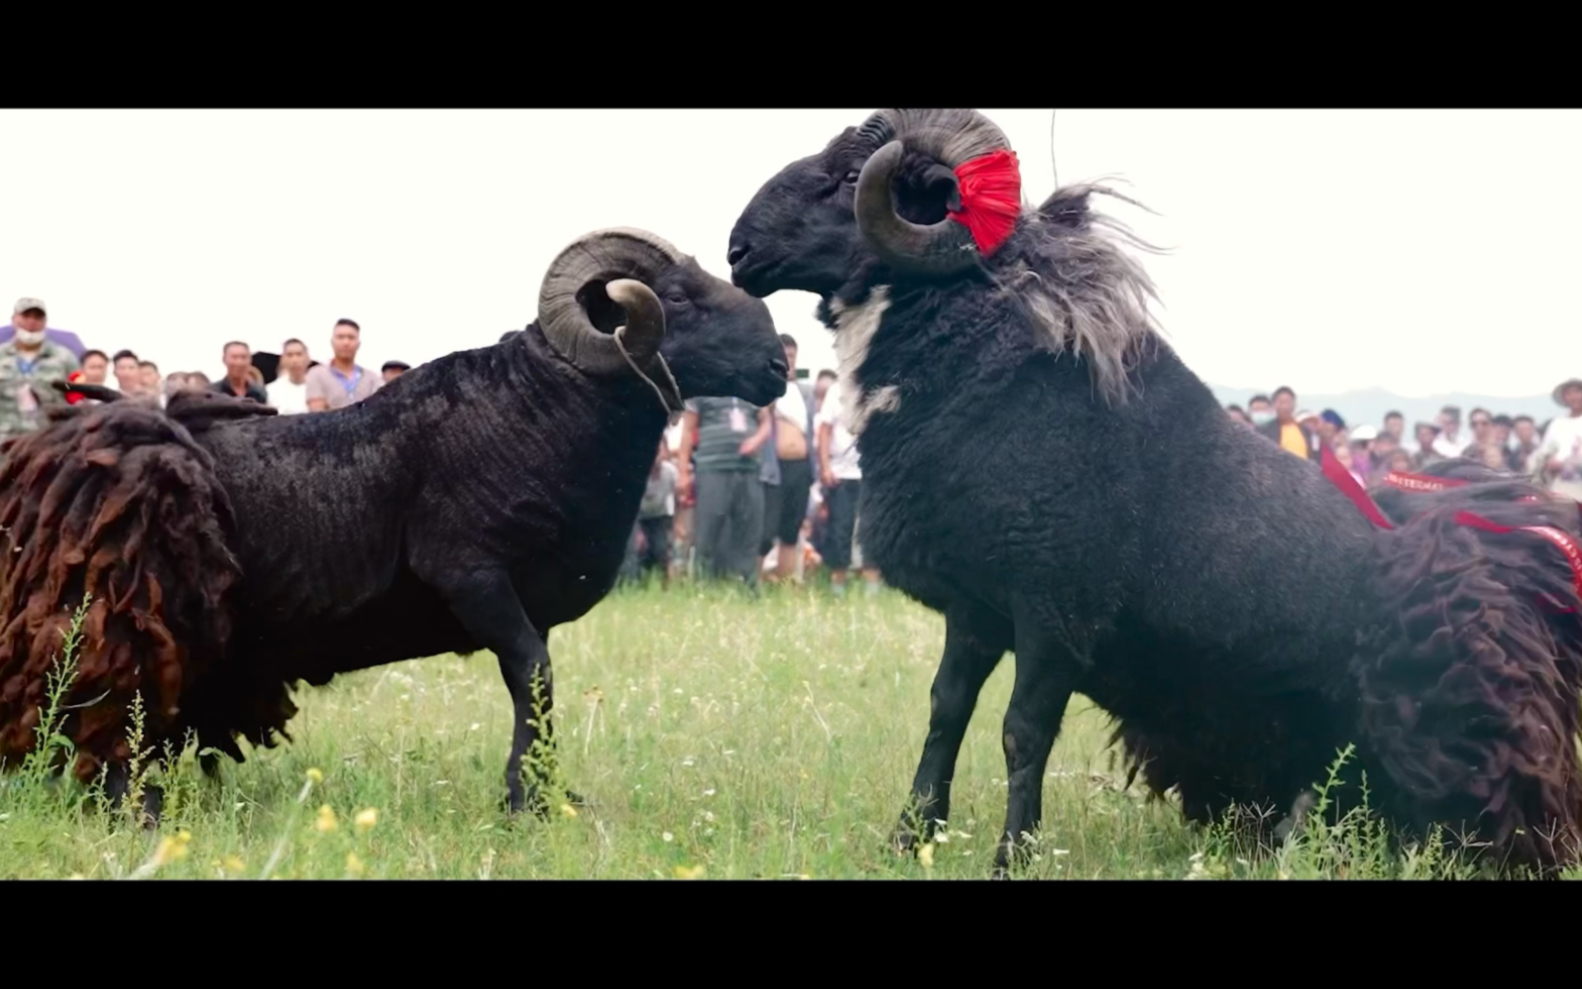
[1347,455,1582,875]
[0,394,262,786]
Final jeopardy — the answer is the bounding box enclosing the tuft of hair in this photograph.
[984,178,1170,408]
[0,392,276,786]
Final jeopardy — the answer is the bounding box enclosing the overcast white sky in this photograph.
[4,109,1577,398]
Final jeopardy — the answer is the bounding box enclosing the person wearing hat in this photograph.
[0,299,80,460]
[1356,423,1400,481]
[1347,423,1378,477]
[381,360,410,383]
[1410,420,1445,470]
[1256,386,1323,462]
[1526,377,1582,500]
[0,298,86,359]
[1317,409,1346,446]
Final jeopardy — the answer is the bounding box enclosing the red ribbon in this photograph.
[64,369,85,405]
[1322,445,1394,529]
[1333,454,1582,611]
[948,149,1022,256]
[1381,469,1465,493]
[1451,510,1582,607]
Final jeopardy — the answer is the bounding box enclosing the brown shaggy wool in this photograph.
[1110,459,1582,876]
[0,392,277,786]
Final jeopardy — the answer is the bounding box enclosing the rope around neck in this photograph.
[613,326,685,415]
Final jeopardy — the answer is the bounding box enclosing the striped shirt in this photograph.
[685,396,762,472]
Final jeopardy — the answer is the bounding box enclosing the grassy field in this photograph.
[0,580,1573,880]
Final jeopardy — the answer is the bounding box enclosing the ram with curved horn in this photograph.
[726,108,1582,878]
[0,226,788,824]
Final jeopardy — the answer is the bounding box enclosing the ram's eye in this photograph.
[842,169,860,184]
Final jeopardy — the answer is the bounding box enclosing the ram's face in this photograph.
[582,257,788,407]
[726,127,875,299]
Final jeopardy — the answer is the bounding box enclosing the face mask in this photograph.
[14,328,45,346]
[1250,410,1275,426]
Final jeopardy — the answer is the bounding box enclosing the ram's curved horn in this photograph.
[852,109,1017,276]
[537,227,684,374]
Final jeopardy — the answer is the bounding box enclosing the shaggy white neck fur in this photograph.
[827,284,900,436]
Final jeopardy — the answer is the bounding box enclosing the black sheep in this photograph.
[0,226,789,823]
[725,108,1582,877]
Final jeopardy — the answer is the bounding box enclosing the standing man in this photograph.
[0,309,79,461]
[815,379,881,597]
[138,360,161,397]
[1432,405,1466,459]
[0,298,86,359]
[305,319,381,411]
[111,350,143,396]
[1383,410,1405,444]
[79,349,110,386]
[381,360,410,382]
[676,391,770,588]
[1529,378,1582,501]
[758,334,816,582]
[266,338,312,414]
[212,341,269,402]
[1256,385,1322,462]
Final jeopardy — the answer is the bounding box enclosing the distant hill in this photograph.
[1209,385,1564,432]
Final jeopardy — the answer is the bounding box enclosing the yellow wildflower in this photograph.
[354,808,378,832]
[305,767,323,783]
[223,856,246,873]
[346,852,364,877]
[918,843,935,869]
[152,835,189,866]
[559,803,578,818]
[673,864,705,879]
[314,804,337,833]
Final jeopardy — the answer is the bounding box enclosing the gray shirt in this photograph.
[684,396,763,472]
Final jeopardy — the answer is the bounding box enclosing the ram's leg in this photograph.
[440,572,562,818]
[535,626,585,809]
[892,605,1009,855]
[993,610,1082,879]
[103,760,164,830]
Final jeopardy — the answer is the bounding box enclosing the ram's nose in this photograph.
[727,241,750,268]
[768,356,788,379]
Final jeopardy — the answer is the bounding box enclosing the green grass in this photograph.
[0,582,1574,879]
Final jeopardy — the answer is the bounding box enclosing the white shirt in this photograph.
[1432,428,1469,459]
[815,382,862,480]
[775,378,809,435]
[267,376,309,414]
[1530,412,1582,481]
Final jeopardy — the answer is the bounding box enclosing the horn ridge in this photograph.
[537,227,680,376]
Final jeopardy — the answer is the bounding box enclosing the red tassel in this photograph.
[949,149,1022,256]
[64,369,85,405]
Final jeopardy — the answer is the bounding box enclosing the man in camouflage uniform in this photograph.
[0,298,80,467]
